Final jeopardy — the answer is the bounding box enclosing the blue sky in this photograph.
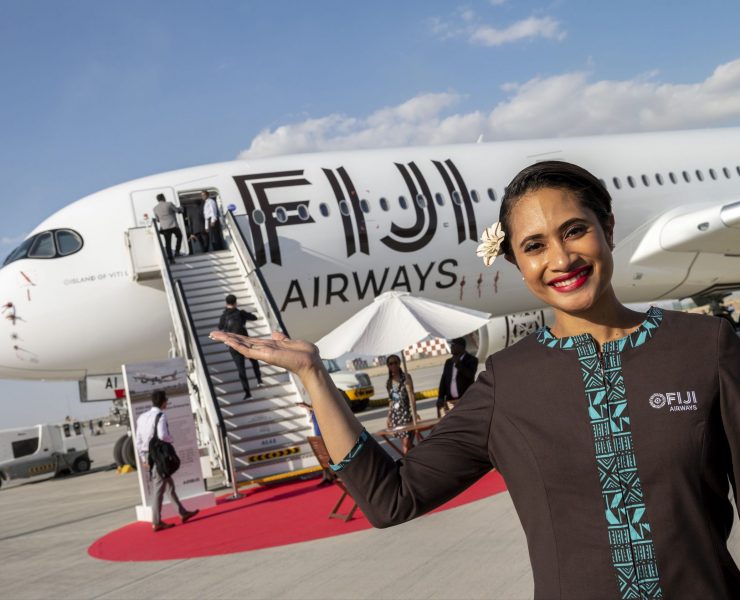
[2,0,740,427]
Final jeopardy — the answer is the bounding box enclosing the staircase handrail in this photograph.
[223,210,290,336]
[223,210,314,410]
[173,279,230,476]
[150,222,229,475]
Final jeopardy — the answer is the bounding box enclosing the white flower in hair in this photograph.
[476,222,505,267]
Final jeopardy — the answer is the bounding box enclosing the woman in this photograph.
[384,354,417,454]
[211,161,740,599]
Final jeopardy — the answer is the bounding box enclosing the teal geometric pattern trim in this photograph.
[329,429,370,472]
[536,307,664,599]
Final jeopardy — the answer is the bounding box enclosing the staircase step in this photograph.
[233,451,318,482]
[230,427,315,455]
[220,396,302,418]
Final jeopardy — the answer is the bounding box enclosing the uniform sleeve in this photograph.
[718,319,740,510]
[242,310,258,322]
[218,312,225,331]
[338,357,496,528]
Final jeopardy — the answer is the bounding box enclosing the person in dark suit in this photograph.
[436,338,479,417]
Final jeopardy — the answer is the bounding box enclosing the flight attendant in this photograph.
[211,161,740,599]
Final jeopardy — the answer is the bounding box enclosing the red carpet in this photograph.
[88,471,506,561]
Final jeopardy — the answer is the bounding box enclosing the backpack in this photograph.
[148,412,181,477]
[223,309,246,335]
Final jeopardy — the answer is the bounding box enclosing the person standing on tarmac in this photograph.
[135,390,198,532]
[218,294,263,399]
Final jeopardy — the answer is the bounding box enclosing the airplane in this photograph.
[132,370,178,385]
[0,126,738,383]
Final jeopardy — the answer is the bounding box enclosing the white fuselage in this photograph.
[1,128,738,380]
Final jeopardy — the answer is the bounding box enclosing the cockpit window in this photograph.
[28,232,55,258]
[55,230,83,256]
[3,229,84,266]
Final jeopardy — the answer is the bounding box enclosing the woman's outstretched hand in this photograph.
[209,330,322,379]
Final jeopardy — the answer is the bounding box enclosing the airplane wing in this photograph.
[630,199,740,264]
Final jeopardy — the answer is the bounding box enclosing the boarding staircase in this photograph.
[126,212,319,486]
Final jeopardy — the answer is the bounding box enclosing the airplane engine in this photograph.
[469,309,554,362]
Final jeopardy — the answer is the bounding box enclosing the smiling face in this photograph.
[507,187,615,317]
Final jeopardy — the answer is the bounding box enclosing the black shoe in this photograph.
[243,393,252,400]
[169,257,176,264]
[181,509,199,524]
[153,522,175,532]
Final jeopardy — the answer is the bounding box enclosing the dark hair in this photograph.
[449,337,466,348]
[385,354,406,393]
[498,161,613,258]
[152,389,168,408]
[225,294,237,305]
[156,193,166,202]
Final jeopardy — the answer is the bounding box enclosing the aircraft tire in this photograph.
[73,454,91,473]
[113,434,127,467]
[122,436,137,469]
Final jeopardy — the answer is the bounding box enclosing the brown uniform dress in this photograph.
[335,308,740,599]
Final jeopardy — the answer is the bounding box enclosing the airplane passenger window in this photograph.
[415,194,427,208]
[655,173,664,185]
[695,170,704,182]
[339,200,351,216]
[487,188,496,201]
[709,168,717,180]
[641,175,650,187]
[398,196,408,210]
[274,207,288,224]
[379,197,389,211]
[471,190,480,203]
[451,190,462,205]
[669,172,678,184]
[55,230,83,255]
[627,176,635,188]
[435,192,445,206]
[723,167,731,178]
[319,203,330,217]
[28,232,55,258]
[360,199,370,213]
[252,209,266,225]
[297,204,310,221]
[612,177,621,189]
[682,171,691,182]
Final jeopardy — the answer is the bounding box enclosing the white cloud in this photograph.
[238,59,740,158]
[470,16,566,46]
[429,11,566,47]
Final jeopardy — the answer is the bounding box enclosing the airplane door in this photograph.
[130,187,189,254]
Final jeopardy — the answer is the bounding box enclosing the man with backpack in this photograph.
[218,294,263,399]
[135,389,198,532]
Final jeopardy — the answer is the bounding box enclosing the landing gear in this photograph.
[113,434,127,468]
[122,436,137,469]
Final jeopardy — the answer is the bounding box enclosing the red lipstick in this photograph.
[548,266,592,293]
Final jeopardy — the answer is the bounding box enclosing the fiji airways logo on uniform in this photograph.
[648,391,698,412]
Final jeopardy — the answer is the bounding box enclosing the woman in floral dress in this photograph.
[385,354,417,455]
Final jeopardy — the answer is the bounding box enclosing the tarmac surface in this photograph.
[2,364,740,600]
